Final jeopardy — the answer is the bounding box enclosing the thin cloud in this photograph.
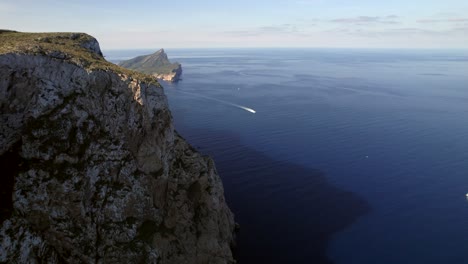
[331,16,378,23]
[378,27,457,36]
[330,15,400,25]
[323,25,467,39]
[388,28,435,33]
[224,24,306,37]
[417,18,468,23]
[297,18,321,24]
[451,26,468,32]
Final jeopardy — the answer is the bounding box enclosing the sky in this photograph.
[1,0,468,49]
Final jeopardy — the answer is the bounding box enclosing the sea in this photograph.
[105,48,468,264]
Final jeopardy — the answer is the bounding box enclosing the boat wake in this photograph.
[175,90,256,114]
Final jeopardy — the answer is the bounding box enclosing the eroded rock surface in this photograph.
[0,32,234,264]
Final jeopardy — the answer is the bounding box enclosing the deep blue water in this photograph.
[106,48,468,264]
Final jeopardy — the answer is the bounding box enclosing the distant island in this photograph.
[119,49,182,82]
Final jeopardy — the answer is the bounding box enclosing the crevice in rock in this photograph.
[0,140,22,225]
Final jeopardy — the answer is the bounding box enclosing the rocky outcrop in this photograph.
[153,63,182,82]
[119,49,182,82]
[0,32,234,263]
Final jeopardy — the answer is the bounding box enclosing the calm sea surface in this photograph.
[106,48,468,264]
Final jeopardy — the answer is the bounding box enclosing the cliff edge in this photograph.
[119,49,182,82]
[0,31,234,263]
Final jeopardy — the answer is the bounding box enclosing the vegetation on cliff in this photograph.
[119,49,182,82]
[0,30,159,85]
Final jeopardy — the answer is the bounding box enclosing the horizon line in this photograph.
[102,47,468,51]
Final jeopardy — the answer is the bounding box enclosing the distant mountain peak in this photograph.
[119,49,182,82]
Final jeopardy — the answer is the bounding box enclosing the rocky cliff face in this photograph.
[153,64,182,83]
[0,32,234,263]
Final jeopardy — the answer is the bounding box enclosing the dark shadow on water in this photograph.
[178,128,370,264]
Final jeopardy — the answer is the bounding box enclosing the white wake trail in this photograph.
[238,106,256,114]
[175,90,256,114]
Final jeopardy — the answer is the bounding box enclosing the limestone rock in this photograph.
[119,49,182,82]
[0,32,234,263]
[153,63,182,82]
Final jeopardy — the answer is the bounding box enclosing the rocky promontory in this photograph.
[119,49,182,82]
[0,31,234,263]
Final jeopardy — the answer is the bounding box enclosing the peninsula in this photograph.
[119,49,182,82]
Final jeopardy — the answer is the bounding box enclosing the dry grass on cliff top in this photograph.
[0,30,160,86]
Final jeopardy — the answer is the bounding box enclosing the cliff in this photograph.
[119,49,182,82]
[0,31,234,263]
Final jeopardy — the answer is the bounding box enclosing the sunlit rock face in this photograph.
[0,32,234,264]
[153,63,182,82]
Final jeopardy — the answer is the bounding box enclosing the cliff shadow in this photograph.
[0,140,22,225]
[178,128,371,264]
